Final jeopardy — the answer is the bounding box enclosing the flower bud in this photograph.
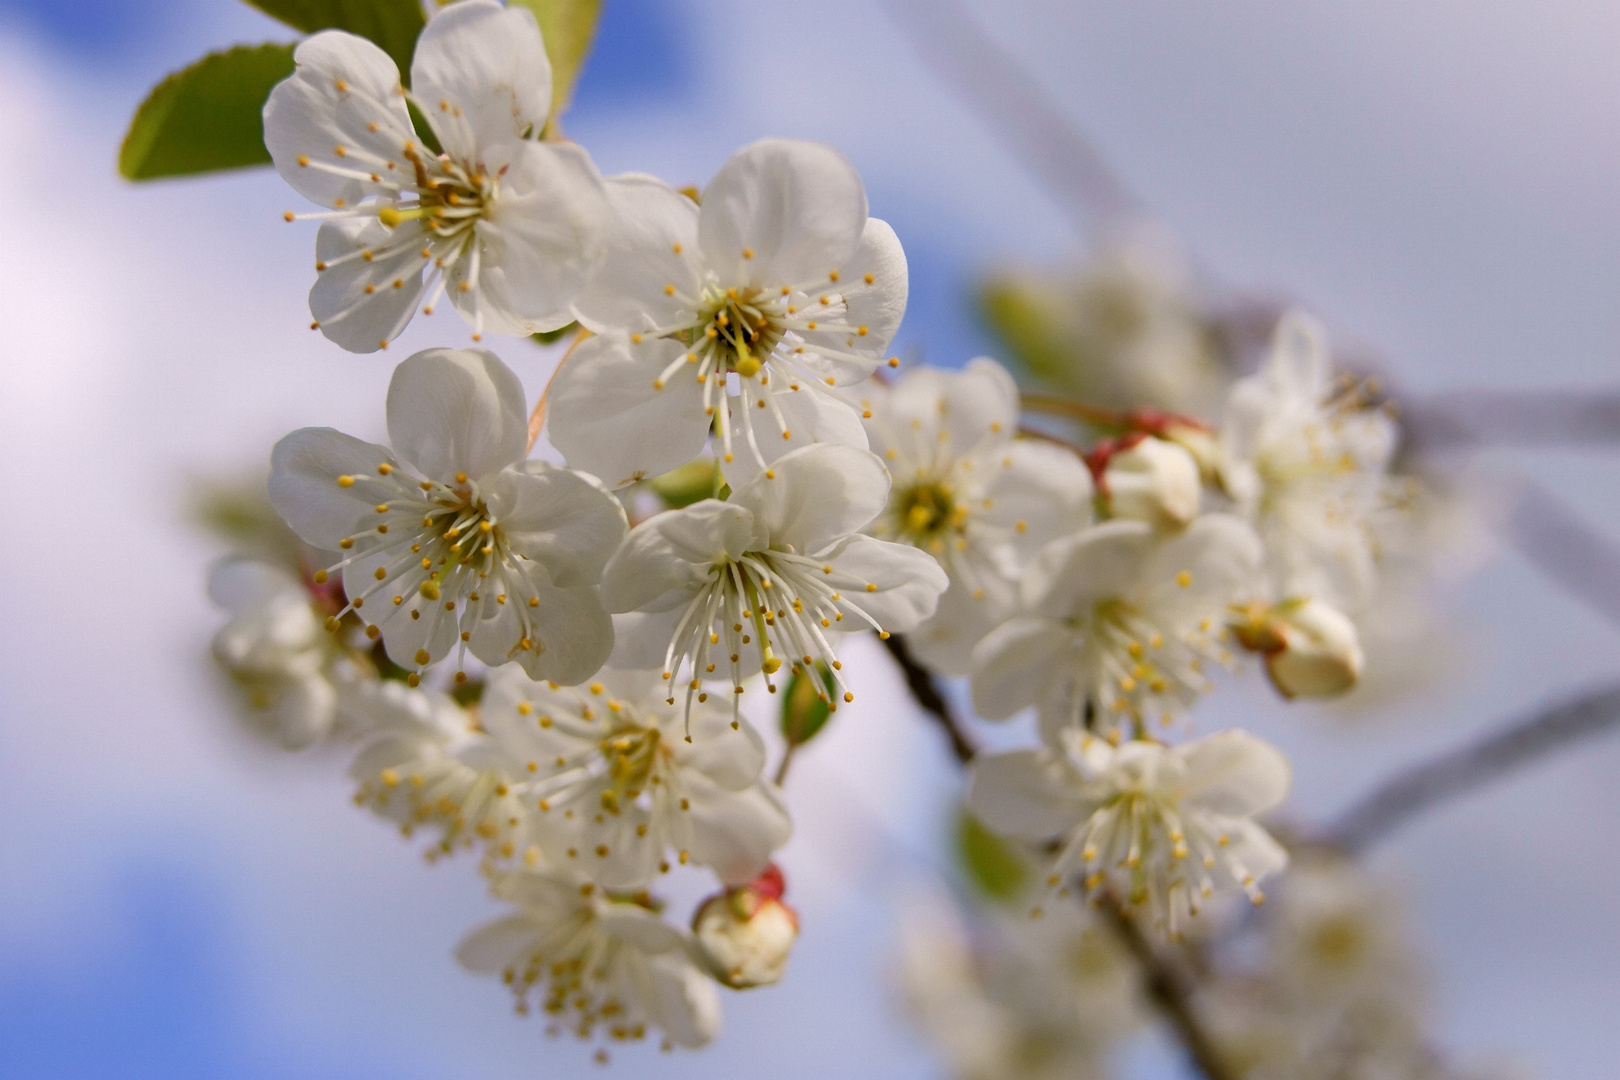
[1098,435,1201,529]
[1233,598,1364,699]
[692,865,799,989]
[1155,416,1220,482]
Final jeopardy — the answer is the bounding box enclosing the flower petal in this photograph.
[722,383,870,489]
[310,216,425,353]
[638,952,723,1049]
[675,709,767,790]
[729,443,889,554]
[572,173,702,333]
[906,574,1017,675]
[410,0,549,163]
[454,913,539,973]
[684,781,792,886]
[1022,521,1156,618]
[207,557,301,613]
[268,427,394,550]
[385,347,527,482]
[264,30,410,208]
[490,462,627,586]
[467,569,614,685]
[698,139,867,291]
[545,333,709,489]
[1176,730,1292,817]
[969,616,1068,721]
[966,750,1082,840]
[449,140,609,335]
[602,500,765,614]
[977,438,1095,563]
[824,534,948,632]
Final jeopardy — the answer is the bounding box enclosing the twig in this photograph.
[1019,393,1132,429]
[879,0,1141,243]
[1095,894,1239,1080]
[1498,478,1620,632]
[1328,683,1620,854]
[526,327,592,452]
[772,744,797,787]
[1405,390,1620,453]
[880,634,978,763]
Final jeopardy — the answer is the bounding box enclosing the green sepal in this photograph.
[780,663,837,748]
[956,808,1031,903]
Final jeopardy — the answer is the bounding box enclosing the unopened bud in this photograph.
[1156,418,1220,482]
[1098,435,1201,529]
[693,865,799,989]
[1233,598,1363,699]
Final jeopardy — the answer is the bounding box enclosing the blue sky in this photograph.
[3,1,1620,1078]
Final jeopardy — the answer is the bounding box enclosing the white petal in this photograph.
[723,383,871,488]
[545,333,709,488]
[450,140,609,334]
[638,953,723,1049]
[830,216,908,354]
[976,438,1095,563]
[268,427,394,550]
[597,904,691,955]
[685,782,792,886]
[1176,730,1292,817]
[467,569,614,685]
[489,462,627,586]
[969,616,1068,720]
[730,443,889,554]
[454,914,539,973]
[905,575,1017,675]
[310,216,425,353]
[1023,521,1156,618]
[966,750,1082,840]
[385,347,526,482]
[266,675,338,750]
[1218,819,1289,885]
[675,709,767,790]
[573,173,702,333]
[602,501,765,614]
[1138,513,1263,609]
[573,808,663,889]
[264,31,410,207]
[1264,310,1331,405]
[410,0,549,163]
[369,578,461,669]
[824,534,948,631]
[607,608,686,669]
[698,139,867,290]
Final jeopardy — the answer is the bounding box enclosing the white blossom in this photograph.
[545,139,906,486]
[1098,434,1201,530]
[208,556,354,748]
[691,865,799,989]
[346,679,534,860]
[971,514,1261,738]
[457,865,723,1051]
[479,667,791,889]
[1219,311,1405,609]
[269,347,626,684]
[264,0,609,352]
[601,443,947,714]
[854,358,1093,672]
[1232,596,1365,700]
[968,729,1290,940]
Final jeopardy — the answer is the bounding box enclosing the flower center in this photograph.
[687,285,787,378]
[600,726,662,803]
[893,481,961,543]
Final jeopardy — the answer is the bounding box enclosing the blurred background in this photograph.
[2,0,1620,1076]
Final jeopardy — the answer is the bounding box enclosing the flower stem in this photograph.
[527,327,593,453]
[880,634,978,763]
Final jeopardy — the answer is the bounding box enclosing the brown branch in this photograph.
[1019,393,1132,429]
[1096,894,1240,1080]
[527,327,592,453]
[1404,389,1620,454]
[1327,682,1620,854]
[880,634,978,763]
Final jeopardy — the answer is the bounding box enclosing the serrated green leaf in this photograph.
[780,664,836,748]
[508,0,604,130]
[120,44,298,181]
[956,809,1031,903]
[242,0,425,74]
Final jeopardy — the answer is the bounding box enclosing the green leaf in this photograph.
[956,809,1031,903]
[508,0,604,130]
[242,0,426,74]
[120,44,298,181]
[780,664,837,748]
[648,458,720,509]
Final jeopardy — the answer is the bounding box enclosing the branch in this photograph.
[879,0,1141,243]
[1096,894,1239,1080]
[880,634,979,763]
[1327,683,1620,854]
[1405,389,1620,453]
[1497,477,1620,631]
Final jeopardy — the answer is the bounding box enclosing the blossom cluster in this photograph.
[199,0,1421,1062]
